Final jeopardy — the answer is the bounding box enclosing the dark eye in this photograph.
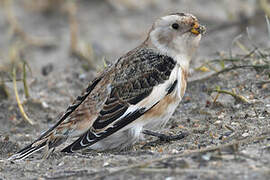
[171,23,179,30]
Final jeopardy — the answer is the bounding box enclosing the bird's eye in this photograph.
[171,23,179,30]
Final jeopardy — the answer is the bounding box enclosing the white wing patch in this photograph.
[111,64,181,131]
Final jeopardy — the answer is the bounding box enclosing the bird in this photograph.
[9,13,205,161]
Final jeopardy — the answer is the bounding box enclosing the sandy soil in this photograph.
[0,0,270,179]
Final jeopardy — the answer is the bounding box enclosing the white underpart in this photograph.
[144,64,183,129]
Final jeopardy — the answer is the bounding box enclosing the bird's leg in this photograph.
[42,146,55,160]
[142,129,188,142]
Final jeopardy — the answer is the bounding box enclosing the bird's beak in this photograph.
[190,22,206,35]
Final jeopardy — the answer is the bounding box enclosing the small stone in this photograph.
[171,149,179,154]
[242,133,249,137]
[58,161,64,166]
[165,177,175,180]
[103,161,109,167]
[214,120,222,125]
[231,122,239,126]
[202,153,211,161]
[79,74,87,80]
[42,101,49,108]
[218,113,225,119]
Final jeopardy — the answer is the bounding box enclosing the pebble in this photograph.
[214,120,222,125]
[79,73,87,80]
[202,153,211,161]
[42,101,49,109]
[165,177,175,180]
[58,161,64,166]
[231,122,239,126]
[218,113,225,119]
[171,149,179,154]
[242,133,249,137]
[103,161,110,167]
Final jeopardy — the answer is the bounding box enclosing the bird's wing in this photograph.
[36,71,107,141]
[61,48,178,152]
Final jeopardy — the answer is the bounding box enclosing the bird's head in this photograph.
[145,13,205,69]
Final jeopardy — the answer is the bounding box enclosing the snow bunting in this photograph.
[9,13,205,160]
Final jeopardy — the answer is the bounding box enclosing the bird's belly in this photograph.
[142,92,181,130]
[142,65,187,129]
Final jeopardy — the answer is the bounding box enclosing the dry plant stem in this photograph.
[212,92,220,104]
[212,89,250,103]
[260,0,270,17]
[256,80,270,85]
[12,67,34,125]
[190,64,270,83]
[22,62,29,98]
[67,1,96,70]
[68,1,78,55]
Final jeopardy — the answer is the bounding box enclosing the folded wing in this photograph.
[61,48,177,152]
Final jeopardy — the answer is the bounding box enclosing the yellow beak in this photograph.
[191,22,206,35]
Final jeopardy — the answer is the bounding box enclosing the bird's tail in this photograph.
[8,132,66,161]
[8,139,48,161]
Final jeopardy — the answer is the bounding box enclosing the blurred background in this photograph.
[0,0,269,76]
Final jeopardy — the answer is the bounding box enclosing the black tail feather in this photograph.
[8,141,47,161]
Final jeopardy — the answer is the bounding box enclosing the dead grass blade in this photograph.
[266,15,270,40]
[22,61,32,99]
[211,88,250,104]
[260,0,270,18]
[66,1,96,70]
[12,66,34,125]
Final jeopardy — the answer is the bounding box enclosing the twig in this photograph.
[260,0,270,18]
[266,15,270,40]
[230,34,243,58]
[22,62,30,98]
[212,88,220,104]
[256,80,270,85]
[139,168,218,174]
[66,1,96,70]
[210,88,250,103]
[190,64,270,83]
[12,66,34,125]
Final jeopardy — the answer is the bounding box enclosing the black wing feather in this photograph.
[37,76,103,140]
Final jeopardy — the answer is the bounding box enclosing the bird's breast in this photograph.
[141,65,188,129]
